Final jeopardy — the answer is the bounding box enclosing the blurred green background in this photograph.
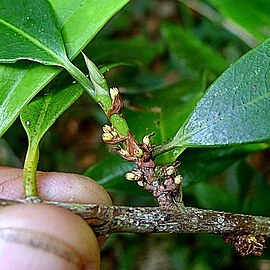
[1,0,270,269]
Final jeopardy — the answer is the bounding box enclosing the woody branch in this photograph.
[0,198,269,256]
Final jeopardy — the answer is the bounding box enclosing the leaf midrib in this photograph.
[0,18,66,66]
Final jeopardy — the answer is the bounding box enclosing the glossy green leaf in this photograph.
[0,0,67,66]
[244,173,270,215]
[161,22,228,75]
[0,0,130,137]
[123,79,204,164]
[165,37,270,149]
[235,160,254,208]
[179,143,268,186]
[124,79,203,146]
[86,36,165,66]
[209,0,270,42]
[84,155,134,187]
[84,154,149,195]
[19,80,84,195]
[0,63,60,137]
[20,83,84,144]
[191,183,238,212]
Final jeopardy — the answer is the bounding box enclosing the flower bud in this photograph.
[102,132,114,142]
[137,180,144,186]
[174,175,182,184]
[110,87,119,100]
[134,148,143,158]
[165,166,176,176]
[111,131,118,137]
[131,169,143,180]
[125,172,136,181]
[102,125,112,133]
[143,135,150,145]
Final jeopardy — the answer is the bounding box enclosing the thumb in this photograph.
[0,204,100,270]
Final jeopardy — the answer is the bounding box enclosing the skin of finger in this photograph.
[0,204,100,270]
[0,166,112,246]
[0,166,112,205]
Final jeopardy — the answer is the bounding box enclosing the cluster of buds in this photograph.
[101,125,125,144]
[125,169,144,187]
[100,85,184,209]
[110,87,119,101]
[165,167,182,184]
[148,162,183,208]
[115,132,154,164]
[161,162,182,186]
[124,160,183,209]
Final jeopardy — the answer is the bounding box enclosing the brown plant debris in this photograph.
[223,234,266,256]
[107,87,124,118]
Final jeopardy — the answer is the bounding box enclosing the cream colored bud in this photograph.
[125,172,136,181]
[102,132,114,141]
[174,175,182,184]
[134,148,143,158]
[166,166,176,176]
[111,131,118,137]
[118,149,130,157]
[137,180,144,186]
[143,135,150,145]
[102,125,112,133]
[110,87,119,100]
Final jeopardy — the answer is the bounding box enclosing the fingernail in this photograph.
[0,228,83,270]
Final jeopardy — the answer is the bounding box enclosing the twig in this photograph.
[0,198,268,256]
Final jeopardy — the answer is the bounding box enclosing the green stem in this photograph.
[65,60,130,137]
[23,143,39,197]
[152,140,176,157]
[109,114,129,137]
[64,61,96,100]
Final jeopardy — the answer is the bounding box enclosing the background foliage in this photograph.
[1,0,270,269]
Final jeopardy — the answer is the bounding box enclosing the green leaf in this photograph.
[0,0,130,137]
[191,183,238,212]
[0,63,60,137]
[0,0,67,66]
[161,22,228,75]
[19,78,85,195]
[165,37,270,149]
[123,78,204,164]
[124,79,203,147]
[84,154,149,195]
[179,143,268,186]
[209,0,270,42]
[86,36,165,67]
[20,83,84,144]
[244,174,270,215]
[235,160,254,207]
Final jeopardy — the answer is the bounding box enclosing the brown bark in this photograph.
[1,198,268,256]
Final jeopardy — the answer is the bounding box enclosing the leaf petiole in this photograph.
[23,141,39,197]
